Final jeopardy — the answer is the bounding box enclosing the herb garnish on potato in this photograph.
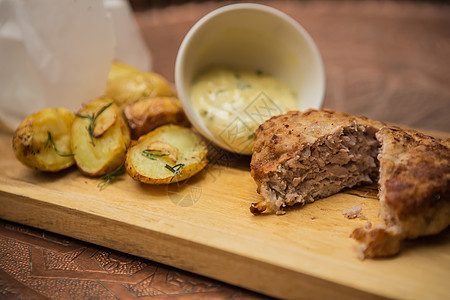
[125,125,207,184]
[13,108,75,172]
[72,97,130,177]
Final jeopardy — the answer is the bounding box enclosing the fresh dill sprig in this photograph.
[45,131,74,157]
[141,149,169,160]
[76,102,113,147]
[97,161,125,191]
[165,163,185,183]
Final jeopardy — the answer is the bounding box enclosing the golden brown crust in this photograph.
[251,109,383,177]
[105,61,174,107]
[350,223,402,259]
[376,127,450,237]
[12,108,75,172]
[123,97,189,139]
[250,109,384,212]
[250,109,450,258]
[350,127,450,258]
[378,127,450,218]
[350,222,402,258]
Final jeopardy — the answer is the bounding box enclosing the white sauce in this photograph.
[191,67,298,153]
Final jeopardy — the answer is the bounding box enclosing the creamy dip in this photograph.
[191,67,298,154]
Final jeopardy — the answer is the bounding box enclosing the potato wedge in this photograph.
[105,61,174,107]
[72,97,130,176]
[125,125,208,184]
[123,97,190,139]
[12,108,75,172]
[106,60,140,80]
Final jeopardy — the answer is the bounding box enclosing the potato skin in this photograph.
[72,97,130,177]
[105,61,174,107]
[125,125,208,184]
[123,97,190,139]
[12,108,75,172]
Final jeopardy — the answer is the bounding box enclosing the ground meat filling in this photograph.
[266,124,380,211]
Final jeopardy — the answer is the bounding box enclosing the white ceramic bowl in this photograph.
[175,3,325,154]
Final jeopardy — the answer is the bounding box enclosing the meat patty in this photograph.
[250,109,384,215]
[250,109,450,258]
[351,127,450,258]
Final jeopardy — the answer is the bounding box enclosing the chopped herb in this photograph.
[141,149,184,183]
[45,131,74,157]
[165,163,185,183]
[215,88,226,95]
[141,149,170,160]
[236,80,251,90]
[76,102,113,147]
[97,161,125,190]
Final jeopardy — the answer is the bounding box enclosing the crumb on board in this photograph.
[342,206,368,220]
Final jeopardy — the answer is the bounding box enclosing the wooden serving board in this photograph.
[0,127,449,299]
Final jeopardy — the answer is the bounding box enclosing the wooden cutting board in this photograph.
[0,126,449,299]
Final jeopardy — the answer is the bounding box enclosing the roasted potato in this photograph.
[125,125,208,184]
[12,108,75,172]
[123,97,190,139]
[105,61,174,107]
[72,97,130,176]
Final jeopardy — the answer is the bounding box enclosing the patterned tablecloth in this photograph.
[1,1,449,299]
[0,219,264,299]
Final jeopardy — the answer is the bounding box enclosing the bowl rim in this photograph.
[175,3,325,154]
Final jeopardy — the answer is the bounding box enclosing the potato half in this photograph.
[123,97,190,139]
[105,61,174,107]
[13,108,75,172]
[125,125,208,184]
[72,97,130,176]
